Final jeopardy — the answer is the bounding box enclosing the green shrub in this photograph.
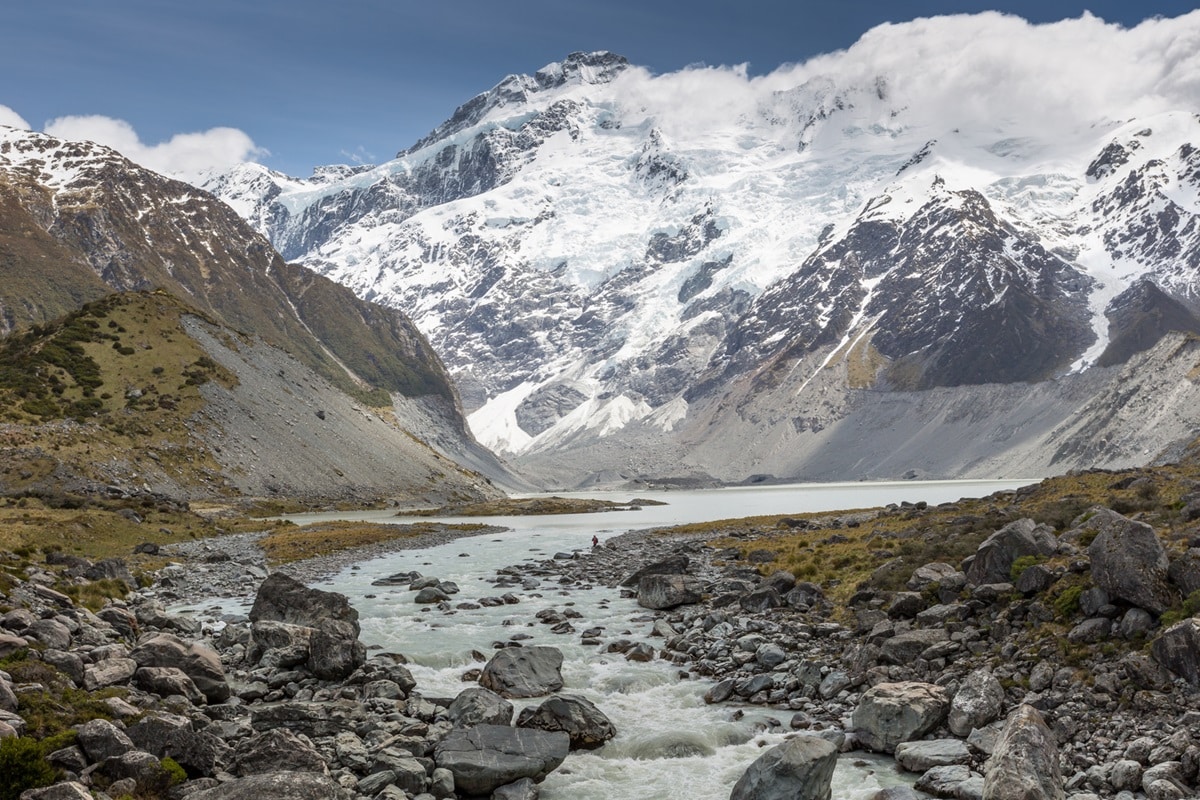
[1010,555,1044,583]
[0,737,59,800]
[1054,584,1085,618]
[161,756,188,785]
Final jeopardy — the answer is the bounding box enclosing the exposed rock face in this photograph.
[1082,507,1175,615]
[949,669,1005,736]
[515,694,616,750]
[231,729,328,776]
[479,646,565,698]
[729,735,839,800]
[248,574,365,680]
[965,519,1058,586]
[851,681,950,753]
[637,573,704,609]
[433,724,570,796]
[982,705,1064,800]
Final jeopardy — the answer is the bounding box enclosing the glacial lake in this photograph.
[280,478,1033,799]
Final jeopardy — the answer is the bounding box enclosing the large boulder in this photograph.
[729,735,839,800]
[1084,508,1175,615]
[249,572,359,634]
[130,633,230,703]
[638,574,704,610]
[620,554,690,587]
[308,618,365,680]
[187,772,344,800]
[949,669,1005,736]
[880,629,948,665]
[851,682,950,754]
[447,687,515,728]
[516,694,616,750]
[982,705,1063,800]
[1151,618,1200,686]
[231,729,328,776]
[433,724,569,796]
[965,519,1058,586]
[75,719,136,763]
[479,646,564,698]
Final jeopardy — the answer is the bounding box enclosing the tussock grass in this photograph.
[260,520,493,563]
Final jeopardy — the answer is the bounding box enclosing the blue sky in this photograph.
[3,0,1197,177]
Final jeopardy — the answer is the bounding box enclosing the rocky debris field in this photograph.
[4,484,1200,799]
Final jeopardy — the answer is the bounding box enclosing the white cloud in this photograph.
[612,11,1200,149]
[0,105,31,129]
[42,114,264,181]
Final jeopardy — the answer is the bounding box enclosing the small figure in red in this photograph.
[591,534,599,548]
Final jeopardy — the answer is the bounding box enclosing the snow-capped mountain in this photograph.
[202,17,1200,486]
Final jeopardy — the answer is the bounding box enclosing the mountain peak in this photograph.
[402,51,629,156]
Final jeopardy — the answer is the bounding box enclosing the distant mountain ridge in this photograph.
[0,126,510,503]
[199,38,1200,486]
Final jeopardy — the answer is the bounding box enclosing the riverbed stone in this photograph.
[186,772,344,800]
[729,735,838,800]
[880,629,948,665]
[896,740,973,772]
[447,686,514,728]
[75,718,136,763]
[916,765,985,800]
[249,572,360,633]
[516,693,616,750]
[480,646,565,698]
[852,681,950,753]
[950,669,1005,736]
[982,705,1063,800]
[232,728,328,776]
[433,724,569,795]
[638,574,704,609]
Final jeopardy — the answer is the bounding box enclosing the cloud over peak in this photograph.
[41,115,264,181]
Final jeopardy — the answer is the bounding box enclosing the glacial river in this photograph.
[281,479,1032,799]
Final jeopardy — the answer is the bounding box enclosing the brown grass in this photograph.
[259,520,493,563]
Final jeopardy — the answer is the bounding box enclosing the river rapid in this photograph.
[280,479,1032,799]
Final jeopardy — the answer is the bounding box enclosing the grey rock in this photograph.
[433,724,569,796]
[492,777,539,800]
[880,629,949,665]
[637,574,703,609]
[28,618,72,650]
[516,694,616,750]
[965,519,1058,587]
[895,739,972,772]
[186,772,344,800]
[982,705,1063,800]
[741,587,784,612]
[249,572,360,634]
[231,728,328,776]
[447,687,514,728]
[415,586,451,604]
[620,554,689,587]
[130,632,230,703]
[1015,564,1057,594]
[1067,618,1112,644]
[134,666,205,704]
[75,718,136,763]
[1151,619,1200,685]
[852,681,950,753]
[729,735,839,800]
[1117,608,1155,639]
[308,618,365,680]
[479,646,564,698]
[1083,507,1175,615]
[908,562,961,592]
[1110,760,1143,791]
[430,767,455,799]
[17,782,94,800]
[916,765,985,800]
[83,657,138,690]
[949,669,1005,737]
[1168,549,1200,596]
